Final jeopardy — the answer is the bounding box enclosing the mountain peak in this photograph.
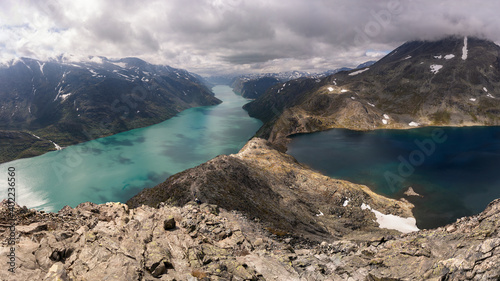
[376,36,499,67]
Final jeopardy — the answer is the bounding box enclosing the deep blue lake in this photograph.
[287,126,500,229]
[0,85,262,212]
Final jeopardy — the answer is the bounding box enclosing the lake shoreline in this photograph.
[0,85,262,212]
[286,126,500,229]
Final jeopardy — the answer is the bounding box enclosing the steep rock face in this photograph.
[0,57,221,163]
[245,37,500,146]
[128,138,416,242]
[1,198,499,280]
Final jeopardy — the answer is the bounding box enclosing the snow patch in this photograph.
[351,97,356,100]
[483,87,488,92]
[315,210,324,217]
[343,199,350,207]
[340,89,348,93]
[30,133,41,139]
[434,55,442,59]
[60,93,72,101]
[444,54,455,60]
[360,204,419,233]
[430,64,443,74]
[89,56,104,64]
[87,68,98,76]
[327,87,334,92]
[382,114,390,125]
[469,98,476,102]
[37,61,45,75]
[403,55,412,60]
[367,102,375,107]
[113,62,128,68]
[408,121,420,127]
[462,36,468,60]
[50,140,62,150]
[487,93,495,99]
[348,68,370,76]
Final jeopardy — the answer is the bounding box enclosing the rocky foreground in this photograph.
[0,138,499,280]
[0,198,499,280]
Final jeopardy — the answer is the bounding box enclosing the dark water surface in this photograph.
[0,86,262,212]
[287,126,500,229]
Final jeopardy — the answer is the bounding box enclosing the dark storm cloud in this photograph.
[1,0,499,75]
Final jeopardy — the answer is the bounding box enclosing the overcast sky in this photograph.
[1,0,499,76]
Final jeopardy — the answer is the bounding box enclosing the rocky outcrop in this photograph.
[1,198,499,280]
[128,138,416,243]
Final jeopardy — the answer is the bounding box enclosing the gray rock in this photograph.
[163,216,176,230]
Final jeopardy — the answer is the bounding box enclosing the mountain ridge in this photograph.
[0,56,221,163]
[243,36,500,149]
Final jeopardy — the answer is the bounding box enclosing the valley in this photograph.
[1,36,499,280]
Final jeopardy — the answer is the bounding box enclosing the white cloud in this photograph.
[0,0,499,75]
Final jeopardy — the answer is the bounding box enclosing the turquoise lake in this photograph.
[3,85,499,230]
[287,127,500,229]
[0,85,262,212]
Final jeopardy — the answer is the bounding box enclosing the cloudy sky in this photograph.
[1,0,499,76]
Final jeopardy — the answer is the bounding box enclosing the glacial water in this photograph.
[287,127,500,229]
[0,85,262,212]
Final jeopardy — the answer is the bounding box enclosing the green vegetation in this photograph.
[0,131,55,164]
[430,110,451,125]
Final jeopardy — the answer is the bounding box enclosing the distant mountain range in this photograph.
[0,57,220,163]
[228,62,376,99]
[244,36,500,149]
[207,61,376,86]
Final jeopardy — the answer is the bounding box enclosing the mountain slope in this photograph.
[0,57,221,163]
[233,76,281,99]
[231,65,368,100]
[128,138,417,242]
[244,36,500,147]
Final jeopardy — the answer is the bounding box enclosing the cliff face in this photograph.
[1,197,499,280]
[244,37,500,147]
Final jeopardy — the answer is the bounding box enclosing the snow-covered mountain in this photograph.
[0,56,220,163]
[229,62,376,99]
